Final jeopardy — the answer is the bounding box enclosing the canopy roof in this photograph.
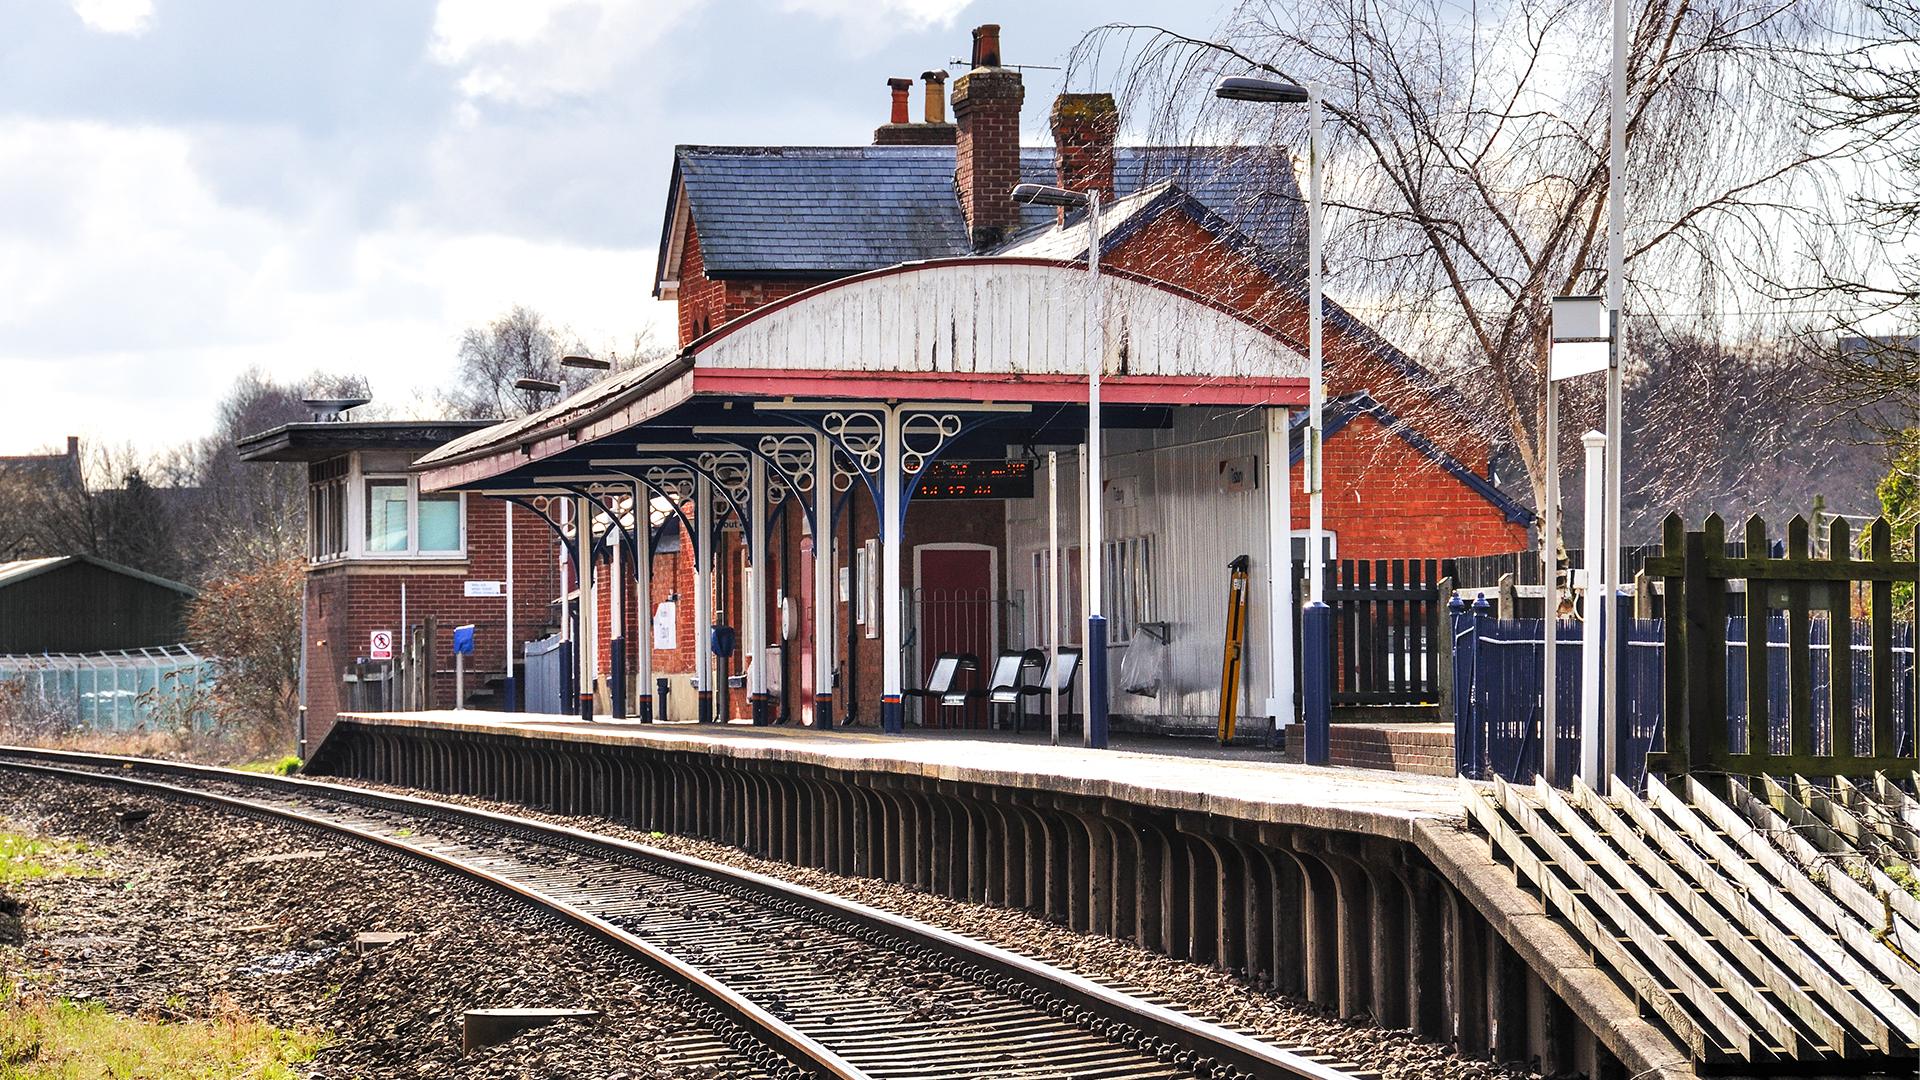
[418,257,1309,493]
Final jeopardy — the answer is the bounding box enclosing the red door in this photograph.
[916,546,995,726]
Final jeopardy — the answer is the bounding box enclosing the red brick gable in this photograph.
[675,220,818,348]
[1101,209,1489,471]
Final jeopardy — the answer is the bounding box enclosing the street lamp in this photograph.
[1214,74,1330,763]
[560,354,611,371]
[1012,180,1110,750]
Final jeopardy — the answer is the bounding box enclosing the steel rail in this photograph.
[0,754,863,1080]
[0,745,1368,1080]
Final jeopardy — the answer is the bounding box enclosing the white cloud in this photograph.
[778,0,958,31]
[69,0,154,35]
[0,118,673,455]
[429,0,698,106]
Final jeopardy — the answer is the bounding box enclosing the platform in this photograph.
[334,711,1462,842]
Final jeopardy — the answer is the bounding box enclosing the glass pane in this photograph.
[419,494,461,552]
[366,479,409,552]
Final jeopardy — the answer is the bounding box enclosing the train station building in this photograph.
[363,24,1532,742]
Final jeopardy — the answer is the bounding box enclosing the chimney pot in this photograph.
[66,435,79,458]
[887,77,913,125]
[970,24,1001,68]
[922,69,949,125]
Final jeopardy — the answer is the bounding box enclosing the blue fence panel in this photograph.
[1461,607,1914,785]
[1453,609,1663,788]
[521,634,569,715]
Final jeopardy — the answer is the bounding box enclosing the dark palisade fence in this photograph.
[1323,558,1456,707]
[1648,513,1919,780]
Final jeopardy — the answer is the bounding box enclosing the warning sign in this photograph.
[369,629,393,661]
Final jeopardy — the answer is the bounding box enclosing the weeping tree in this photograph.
[1071,0,1848,522]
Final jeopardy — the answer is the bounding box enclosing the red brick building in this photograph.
[238,418,560,750]
[395,21,1532,740]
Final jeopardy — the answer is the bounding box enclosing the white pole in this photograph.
[747,454,769,721]
[813,434,834,727]
[612,508,624,716]
[1085,190,1110,749]
[1543,381,1559,783]
[694,477,713,720]
[635,482,653,720]
[1581,431,1607,787]
[880,407,905,731]
[1087,192,1104,622]
[1602,0,1628,791]
[1307,86,1325,605]
[1264,407,1295,732]
[1049,449,1061,746]
[504,500,515,710]
[577,493,596,720]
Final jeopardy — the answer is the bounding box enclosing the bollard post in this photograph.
[1085,615,1109,749]
[655,676,670,724]
[1449,595,1472,777]
[1303,600,1332,765]
[1470,595,1494,777]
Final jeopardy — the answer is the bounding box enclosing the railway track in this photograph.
[0,745,1370,1080]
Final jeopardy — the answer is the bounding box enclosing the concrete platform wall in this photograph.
[311,721,1688,1079]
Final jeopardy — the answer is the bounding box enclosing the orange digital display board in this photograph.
[914,459,1035,500]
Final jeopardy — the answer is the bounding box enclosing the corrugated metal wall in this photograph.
[1003,408,1280,733]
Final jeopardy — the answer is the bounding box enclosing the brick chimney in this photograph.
[951,23,1024,249]
[1051,93,1119,202]
[874,73,958,146]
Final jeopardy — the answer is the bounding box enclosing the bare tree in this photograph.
[443,305,666,419]
[1074,0,1846,522]
[1802,0,1920,442]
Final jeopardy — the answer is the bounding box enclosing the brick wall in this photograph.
[305,497,558,747]
[1105,212,1491,470]
[1327,723,1455,776]
[676,224,817,348]
[1313,412,1528,560]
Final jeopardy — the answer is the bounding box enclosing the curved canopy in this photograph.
[692,257,1307,381]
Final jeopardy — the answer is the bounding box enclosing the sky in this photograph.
[0,0,1220,456]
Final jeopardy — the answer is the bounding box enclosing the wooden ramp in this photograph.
[1463,772,1920,1070]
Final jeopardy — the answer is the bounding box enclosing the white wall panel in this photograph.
[696,262,1304,380]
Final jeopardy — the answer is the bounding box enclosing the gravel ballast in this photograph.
[0,772,755,1079]
[328,773,1539,1080]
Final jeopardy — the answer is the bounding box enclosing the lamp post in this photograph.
[1011,181,1109,749]
[1214,75,1330,763]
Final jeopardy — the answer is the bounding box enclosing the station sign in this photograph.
[369,629,393,661]
[915,458,1035,500]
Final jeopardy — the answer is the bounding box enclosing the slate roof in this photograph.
[658,144,1305,288]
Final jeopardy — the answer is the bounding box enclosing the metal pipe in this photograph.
[880,408,905,733]
[1049,449,1061,746]
[813,434,834,728]
[695,478,714,723]
[1602,0,1628,791]
[1581,430,1607,787]
[1301,84,1332,765]
[1084,191,1109,749]
[1542,379,1559,783]
[1264,407,1294,742]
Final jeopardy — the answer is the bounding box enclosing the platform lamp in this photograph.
[1214,75,1331,762]
[1012,180,1110,750]
[560,354,611,371]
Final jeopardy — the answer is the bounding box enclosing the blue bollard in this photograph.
[882,695,904,734]
[1086,615,1110,749]
[609,636,625,720]
[501,674,519,714]
[1303,601,1332,765]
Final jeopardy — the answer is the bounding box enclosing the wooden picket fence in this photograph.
[1645,513,1916,780]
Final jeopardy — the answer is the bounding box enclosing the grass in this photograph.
[0,833,98,889]
[230,757,301,777]
[0,993,322,1079]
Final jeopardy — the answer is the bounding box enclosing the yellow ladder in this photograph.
[1217,555,1251,744]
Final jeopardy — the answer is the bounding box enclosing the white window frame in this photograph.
[346,454,467,562]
